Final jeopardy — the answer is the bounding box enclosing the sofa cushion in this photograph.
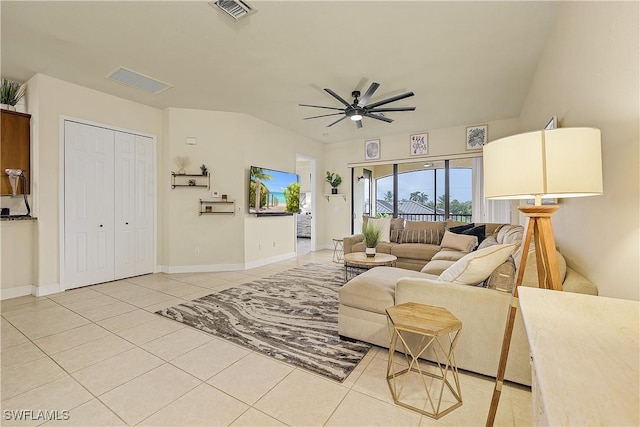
[391,243,440,261]
[421,259,455,275]
[438,244,516,285]
[520,248,567,287]
[339,266,428,313]
[404,221,446,244]
[496,225,524,248]
[440,230,477,252]
[477,235,498,250]
[368,217,391,243]
[432,249,468,262]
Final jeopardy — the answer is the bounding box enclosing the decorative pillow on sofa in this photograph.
[448,223,475,233]
[440,230,477,252]
[402,221,446,245]
[485,257,517,293]
[438,243,516,286]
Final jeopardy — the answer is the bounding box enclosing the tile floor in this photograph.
[1,250,532,426]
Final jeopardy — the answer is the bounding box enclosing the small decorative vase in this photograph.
[178,168,186,175]
[331,188,338,195]
[365,247,376,257]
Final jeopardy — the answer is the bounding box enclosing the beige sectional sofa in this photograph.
[344,218,506,271]
[338,219,598,386]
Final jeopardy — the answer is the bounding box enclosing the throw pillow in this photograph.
[438,243,516,286]
[404,221,446,245]
[367,217,391,243]
[448,223,475,234]
[440,230,478,252]
[485,257,517,292]
[398,229,430,244]
[460,224,487,245]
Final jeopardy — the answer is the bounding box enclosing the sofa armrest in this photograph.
[395,277,532,386]
[563,268,598,295]
[343,234,364,254]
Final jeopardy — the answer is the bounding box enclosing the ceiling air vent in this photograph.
[209,0,256,21]
[105,67,172,94]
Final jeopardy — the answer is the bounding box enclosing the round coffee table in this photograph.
[343,252,397,281]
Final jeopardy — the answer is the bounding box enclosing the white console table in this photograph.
[518,287,639,426]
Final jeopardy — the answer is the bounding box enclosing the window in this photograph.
[353,158,476,230]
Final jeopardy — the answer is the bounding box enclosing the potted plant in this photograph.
[362,223,381,257]
[325,171,342,194]
[0,79,25,111]
[200,164,208,175]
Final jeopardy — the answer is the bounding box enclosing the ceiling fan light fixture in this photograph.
[350,113,363,121]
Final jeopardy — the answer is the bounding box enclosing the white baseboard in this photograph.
[33,283,63,297]
[0,285,32,300]
[159,263,245,274]
[244,252,296,270]
[0,283,63,300]
[158,252,297,274]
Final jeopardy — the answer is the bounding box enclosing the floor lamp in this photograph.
[482,127,603,426]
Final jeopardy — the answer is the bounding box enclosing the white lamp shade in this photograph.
[483,127,602,200]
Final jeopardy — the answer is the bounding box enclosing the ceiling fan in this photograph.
[299,82,415,129]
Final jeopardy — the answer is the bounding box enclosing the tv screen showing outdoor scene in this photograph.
[249,166,300,216]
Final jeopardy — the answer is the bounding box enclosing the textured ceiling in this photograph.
[1,1,557,143]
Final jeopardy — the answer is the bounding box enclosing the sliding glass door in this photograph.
[352,157,478,231]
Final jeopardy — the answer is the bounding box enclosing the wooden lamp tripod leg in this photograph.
[486,205,561,426]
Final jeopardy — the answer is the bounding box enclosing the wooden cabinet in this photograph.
[1,110,31,195]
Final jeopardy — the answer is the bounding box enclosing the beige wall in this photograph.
[323,118,520,240]
[0,221,34,297]
[162,107,324,271]
[519,2,639,300]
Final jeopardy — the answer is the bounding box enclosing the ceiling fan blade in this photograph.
[327,116,347,127]
[364,112,394,123]
[365,91,415,109]
[367,106,416,113]
[324,88,352,107]
[357,82,380,107]
[298,104,344,111]
[355,119,363,129]
[303,112,344,120]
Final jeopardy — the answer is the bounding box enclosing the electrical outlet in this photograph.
[259,243,263,250]
[194,247,200,255]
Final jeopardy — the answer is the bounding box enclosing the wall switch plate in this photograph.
[186,137,197,145]
[211,191,220,198]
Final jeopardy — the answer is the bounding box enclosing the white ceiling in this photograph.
[1,1,557,144]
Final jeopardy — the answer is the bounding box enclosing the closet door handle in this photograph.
[125,222,129,225]
[99,224,103,228]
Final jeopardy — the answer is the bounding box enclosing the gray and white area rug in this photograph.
[156,263,371,382]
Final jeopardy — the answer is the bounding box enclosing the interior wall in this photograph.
[25,74,163,294]
[163,107,324,271]
[323,118,521,243]
[518,2,639,300]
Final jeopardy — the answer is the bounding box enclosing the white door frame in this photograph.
[59,116,158,291]
[295,153,316,252]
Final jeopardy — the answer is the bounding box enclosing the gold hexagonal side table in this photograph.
[386,302,463,419]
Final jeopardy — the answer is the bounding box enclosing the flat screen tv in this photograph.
[249,166,299,216]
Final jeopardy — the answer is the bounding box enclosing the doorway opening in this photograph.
[295,154,315,254]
